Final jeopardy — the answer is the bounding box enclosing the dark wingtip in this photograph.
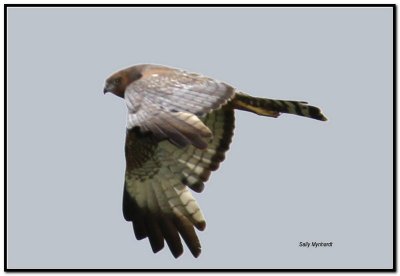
[196,221,206,231]
[192,247,202,258]
[134,229,147,240]
[150,241,165,254]
[171,248,184,259]
[184,179,204,193]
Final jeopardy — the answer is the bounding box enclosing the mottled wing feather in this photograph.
[161,106,235,192]
[123,106,235,257]
[124,66,235,148]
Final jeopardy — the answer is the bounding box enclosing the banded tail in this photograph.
[232,92,327,121]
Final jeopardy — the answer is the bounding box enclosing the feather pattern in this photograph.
[124,65,235,148]
[123,106,235,257]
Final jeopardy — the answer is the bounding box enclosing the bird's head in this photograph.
[103,66,143,98]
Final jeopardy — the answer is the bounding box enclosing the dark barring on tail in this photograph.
[232,92,328,121]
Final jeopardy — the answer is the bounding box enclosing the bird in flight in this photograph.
[104,64,327,258]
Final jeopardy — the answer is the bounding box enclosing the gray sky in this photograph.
[7,7,393,269]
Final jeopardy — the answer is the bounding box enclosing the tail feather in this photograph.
[232,92,327,121]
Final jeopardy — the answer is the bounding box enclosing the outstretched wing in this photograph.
[124,65,235,149]
[123,106,235,258]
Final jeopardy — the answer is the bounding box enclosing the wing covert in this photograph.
[124,65,235,149]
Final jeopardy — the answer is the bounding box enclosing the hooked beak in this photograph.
[103,83,114,94]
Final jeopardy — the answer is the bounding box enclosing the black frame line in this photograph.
[4,3,396,272]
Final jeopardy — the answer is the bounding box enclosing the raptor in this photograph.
[104,64,327,258]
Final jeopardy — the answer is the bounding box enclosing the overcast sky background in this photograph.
[7,7,393,269]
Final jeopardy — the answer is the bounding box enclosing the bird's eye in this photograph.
[113,78,121,85]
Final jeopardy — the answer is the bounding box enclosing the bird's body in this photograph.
[104,64,327,258]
